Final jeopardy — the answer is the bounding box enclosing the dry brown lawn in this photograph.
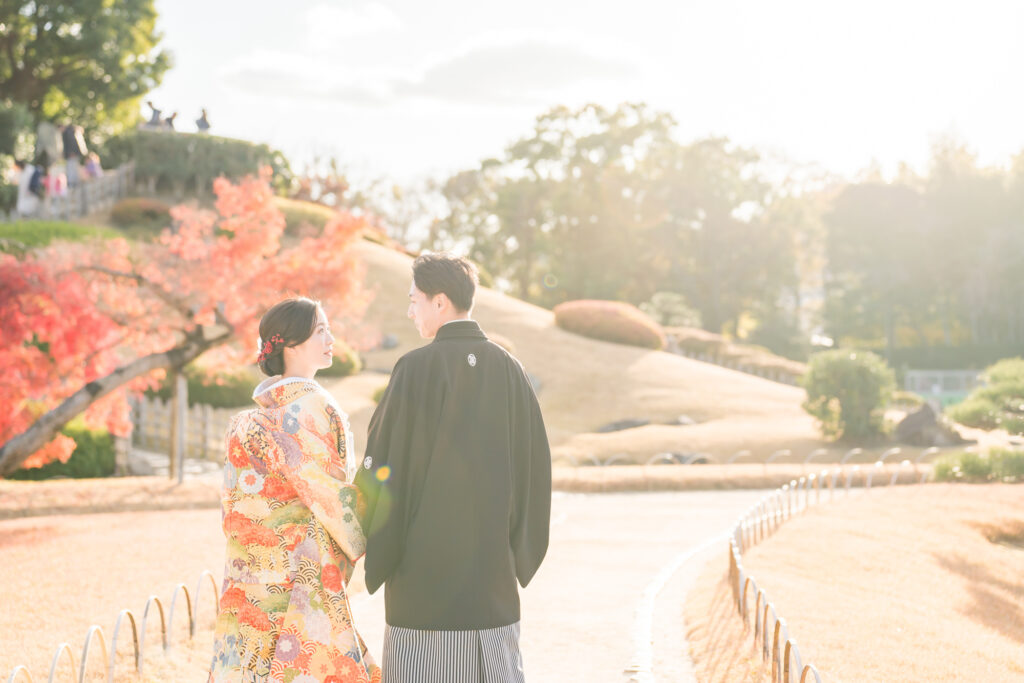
[340,241,828,462]
[684,484,1024,682]
[0,509,226,682]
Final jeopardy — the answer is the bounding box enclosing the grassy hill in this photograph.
[324,240,832,464]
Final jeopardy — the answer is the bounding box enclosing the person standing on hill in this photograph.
[355,253,552,683]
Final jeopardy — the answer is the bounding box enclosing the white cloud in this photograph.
[220,37,641,108]
[399,39,640,104]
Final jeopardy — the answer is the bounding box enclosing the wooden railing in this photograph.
[129,394,236,462]
[726,458,930,682]
[29,162,135,222]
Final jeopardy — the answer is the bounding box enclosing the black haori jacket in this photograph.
[354,320,552,630]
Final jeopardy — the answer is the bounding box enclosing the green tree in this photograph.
[822,182,931,355]
[642,137,778,335]
[434,103,680,305]
[802,349,895,440]
[0,0,171,137]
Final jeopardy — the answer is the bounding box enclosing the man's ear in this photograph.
[433,293,449,311]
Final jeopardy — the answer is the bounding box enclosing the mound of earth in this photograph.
[328,240,826,463]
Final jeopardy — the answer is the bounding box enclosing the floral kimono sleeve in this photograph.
[268,395,367,564]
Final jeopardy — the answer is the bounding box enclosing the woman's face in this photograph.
[286,307,335,374]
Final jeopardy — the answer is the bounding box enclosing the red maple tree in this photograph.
[0,170,368,476]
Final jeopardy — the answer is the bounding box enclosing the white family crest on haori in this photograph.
[363,455,373,469]
[467,353,477,367]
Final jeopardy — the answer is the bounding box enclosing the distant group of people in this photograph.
[7,119,103,218]
[143,101,211,133]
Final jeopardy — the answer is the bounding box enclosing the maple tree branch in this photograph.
[78,265,193,320]
[0,327,233,477]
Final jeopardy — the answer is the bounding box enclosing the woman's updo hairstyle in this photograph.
[257,297,321,376]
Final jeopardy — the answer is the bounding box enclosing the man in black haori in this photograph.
[355,253,551,683]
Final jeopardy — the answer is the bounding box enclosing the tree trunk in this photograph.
[0,331,230,477]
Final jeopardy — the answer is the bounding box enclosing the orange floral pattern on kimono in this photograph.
[209,377,381,683]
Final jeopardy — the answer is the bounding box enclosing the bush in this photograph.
[109,197,173,231]
[991,448,1024,480]
[554,300,666,350]
[149,364,257,408]
[273,197,337,236]
[984,357,1024,385]
[318,340,363,378]
[945,357,1024,436]
[946,397,999,430]
[0,221,120,253]
[934,448,1024,483]
[9,420,115,479]
[372,385,387,404]
[802,349,896,440]
[0,182,17,214]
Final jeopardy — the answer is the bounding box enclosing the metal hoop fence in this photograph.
[6,570,220,683]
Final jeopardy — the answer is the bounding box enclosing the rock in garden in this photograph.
[895,403,972,447]
[596,418,650,433]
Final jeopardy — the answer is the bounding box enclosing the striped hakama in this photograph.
[381,622,525,683]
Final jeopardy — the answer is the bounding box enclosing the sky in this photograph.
[148,0,1024,185]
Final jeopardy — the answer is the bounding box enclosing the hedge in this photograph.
[933,448,1024,483]
[8,421,115,480]
[103,129,293,196]
[0,221,120,253]
[149,364,258,408]
[553,300,666,350]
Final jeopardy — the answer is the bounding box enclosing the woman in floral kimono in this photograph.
[209,297,380,683]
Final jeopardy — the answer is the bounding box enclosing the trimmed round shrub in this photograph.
[554,300,666,350]
[109,197,172,231]
[372,384,388,404]
[801,349,896,440]
[273,197,337,236]
[319,340,363,378]
[9,420,115,480]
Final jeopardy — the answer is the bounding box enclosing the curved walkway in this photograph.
[0,490,767,681]
[351,490,770,682]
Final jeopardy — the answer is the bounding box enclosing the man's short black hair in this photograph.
[412,252,479,312]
